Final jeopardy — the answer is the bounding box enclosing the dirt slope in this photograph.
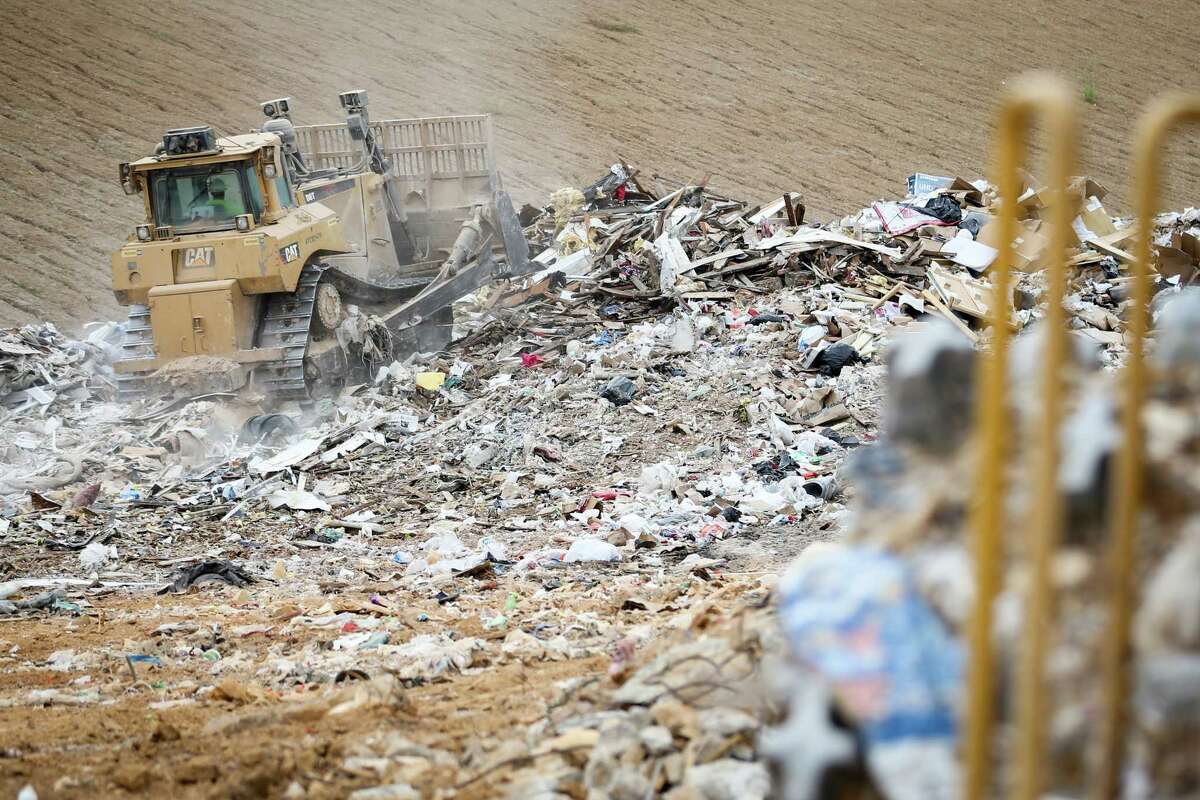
[1,0,1198,330]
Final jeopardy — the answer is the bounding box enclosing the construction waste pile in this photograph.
[1,164,1198,799]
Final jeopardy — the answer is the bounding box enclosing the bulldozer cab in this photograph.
[149,163,257,232]
[121,129,298,239]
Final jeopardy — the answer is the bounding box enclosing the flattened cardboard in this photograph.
[944,177,983,207]
[1156,246,1196,282]
[1018,176,1109,220]
[1079,196,1117,237]
[979,218,1049,272]
[1173,230,1200,264]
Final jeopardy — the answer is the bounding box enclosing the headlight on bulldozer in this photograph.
[235,214,254,232]
[135,224,152,242]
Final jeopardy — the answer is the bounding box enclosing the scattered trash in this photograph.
[811,342,860,377]
[1,158,1196,798]
[415,371,446,391]
[267,484,331,512]
[78,541,117,570]
[69,482,101,509]
[249,438,323,476]
[563,538,621,563]
[160,561,255,594]
[773,547,962,799]
[600,375,637,406]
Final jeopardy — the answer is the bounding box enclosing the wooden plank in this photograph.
[712,255,772,276]
[680,291,735,300]
[928,265,989,320]
[870,282,905,309]
[596,286,657,299]
[1088,238,1135,263]
[922,289,979,342]
[685,248,746,271]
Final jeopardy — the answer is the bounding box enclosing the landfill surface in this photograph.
[2,163,1200,800]
[4,0,1200,329]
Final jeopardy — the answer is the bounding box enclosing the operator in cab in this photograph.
[205,175,244,220]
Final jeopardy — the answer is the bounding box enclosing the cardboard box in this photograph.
[906,173,953,196]
[979,218,1049,272]
[944,177,983,207]
[1018,176,1109,220]
[1173,230,1200,263]
[1155,246,1195,283]
[1070,177,1108,202]
[928,264,990,319]
[1078,196,1117,237]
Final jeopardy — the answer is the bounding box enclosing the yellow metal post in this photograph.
[964,73,1077,800]
[1095,94,1200,800]
[1010,83,1077,800]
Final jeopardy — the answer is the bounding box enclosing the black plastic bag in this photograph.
[812,343,861,377]
[600,376,637,406]
[918,194,963,224]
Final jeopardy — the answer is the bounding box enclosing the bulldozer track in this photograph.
[113,266,326,403]
[114,304,154,402]
[253,262,325,401]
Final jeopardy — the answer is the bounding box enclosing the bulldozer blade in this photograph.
[374,191,532,344]
[380,247,502,338]
[494,190,533,277]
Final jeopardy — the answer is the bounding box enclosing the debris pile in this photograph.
[759,289,1200,799]
[1,162,1198,798]
[465,164,1200,373]
[490,310,1200,800]
[0,322,115,409]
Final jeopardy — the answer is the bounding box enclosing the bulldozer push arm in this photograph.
[298,190,533,391]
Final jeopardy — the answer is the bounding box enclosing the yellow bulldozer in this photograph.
[111,91,531,400]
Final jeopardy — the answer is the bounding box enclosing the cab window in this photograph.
[274,160,295,207]
[246,170,265,216]
[148,160,261,233]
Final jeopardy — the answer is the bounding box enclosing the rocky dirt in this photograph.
[1,0,1199,330]
[0,592,612,799]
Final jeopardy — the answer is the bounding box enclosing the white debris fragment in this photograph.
[564,538,621,563]
[78,541,118,569]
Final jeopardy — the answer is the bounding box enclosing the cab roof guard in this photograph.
[292,115,499,213]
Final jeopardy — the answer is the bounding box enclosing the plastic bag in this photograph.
[564,538,621,562]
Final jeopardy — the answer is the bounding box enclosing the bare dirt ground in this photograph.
[0,590,611,799]
[1,0,1198,331]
